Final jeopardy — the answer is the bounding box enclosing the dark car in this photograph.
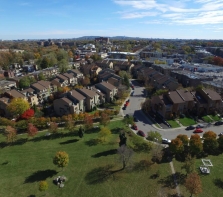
[122,106,126,110]
[215,121,223,126]
[186,125,195,130]
[137,130,145,137]
[196,124,204,129]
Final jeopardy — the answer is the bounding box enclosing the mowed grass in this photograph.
[179,117,196,126]
[202,115,213,123]
[167,120,180,128]
[0,120,176,197]
[209,115,221,121]
[173,154,223,197]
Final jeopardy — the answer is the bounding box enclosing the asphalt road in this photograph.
[123,80,223,141]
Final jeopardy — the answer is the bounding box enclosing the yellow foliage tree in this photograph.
[7,98,30,116]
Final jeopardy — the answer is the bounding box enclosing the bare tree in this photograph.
[117,145,134,170]
[151,144,164,163]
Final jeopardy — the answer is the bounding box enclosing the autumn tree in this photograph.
[81,77,90,86]
[83,114,93,130]
[151,144,163,163]
[98,127,111,141]
[27,123,38,138]
[176,134,189,146]
[20,108,35,120]
[65,118,74,132]
[203,138,218,154]
[5,126,17,144]
[48,122,58,134]
[169,138,184,154]
[184,172,202,197]
[181,154,195,175]
[147,131,162,143]
[100,112,110,127]
[7,98,30,117]
[39,180,48,193]
[189,134,203,155]
[53,151,69,170]
[203,131,217,140]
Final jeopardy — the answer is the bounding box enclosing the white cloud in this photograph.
[113,0,223,25]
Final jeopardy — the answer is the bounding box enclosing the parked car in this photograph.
[194,128,204,133]
[218,132,223,137]
[186,125,195,130]
[214,121,223,126]
[137,130,145,137]
[122,106,126,110]
[132,124,138,130]
[162,138,171,144]
[196,124,204,128]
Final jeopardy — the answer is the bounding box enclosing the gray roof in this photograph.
[69,90,86,101]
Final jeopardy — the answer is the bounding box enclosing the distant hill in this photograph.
[74,36,148,40]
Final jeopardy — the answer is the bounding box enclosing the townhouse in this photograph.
[95,81,118,102]
[53,90,86,116]
[150,88,222,119]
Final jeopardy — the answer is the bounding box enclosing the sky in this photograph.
[0,0,223,40]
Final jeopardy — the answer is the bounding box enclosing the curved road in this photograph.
[122,80,223,140]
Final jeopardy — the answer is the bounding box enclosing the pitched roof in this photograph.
[38,80,51,88]
[168,91,184,104]
[6,89,26,98]
[21,87,35,94]
[57,74,68,81]
[0,97,10,103]
[203,89,221,101]
[31,83,45,91]
[97,81,116,91]
[61,97,72,105]
[77,88,97,98]
[62,73,74,79]
[69,90,85,101]
[176,89,194,101]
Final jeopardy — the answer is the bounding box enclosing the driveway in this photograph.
[122,79,223,140]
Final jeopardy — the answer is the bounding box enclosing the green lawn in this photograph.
[0,120,176,197]
[202,115,213,123]
[209,115,221,121]
[179,117,196,126]
[167,120,180,128]
[173,154,223,197]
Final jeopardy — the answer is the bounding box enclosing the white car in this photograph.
[162,138,171,144]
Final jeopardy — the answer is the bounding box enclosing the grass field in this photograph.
[179,117,196,126]
[173,154,223,197]
[0,120,177,197]
[202,116,213,123]
[167,120,180,128]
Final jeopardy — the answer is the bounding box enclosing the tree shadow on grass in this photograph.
[27,195,36,197]
[84,165,114,184]
[24,169,57,183]
[158,174,176,189]
[92,149,117,158]
[60,139,79,145]
[0,138,27,148]
[213,178,223,189]
[174,172,186,185]
[132,160,153,172]
[31,131,78,143]
[85,138,102,146]
[111,127,123,134]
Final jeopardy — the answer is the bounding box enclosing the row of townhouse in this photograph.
[150,88,223,119]
[135,66,179,91]
[53,81,118,116]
